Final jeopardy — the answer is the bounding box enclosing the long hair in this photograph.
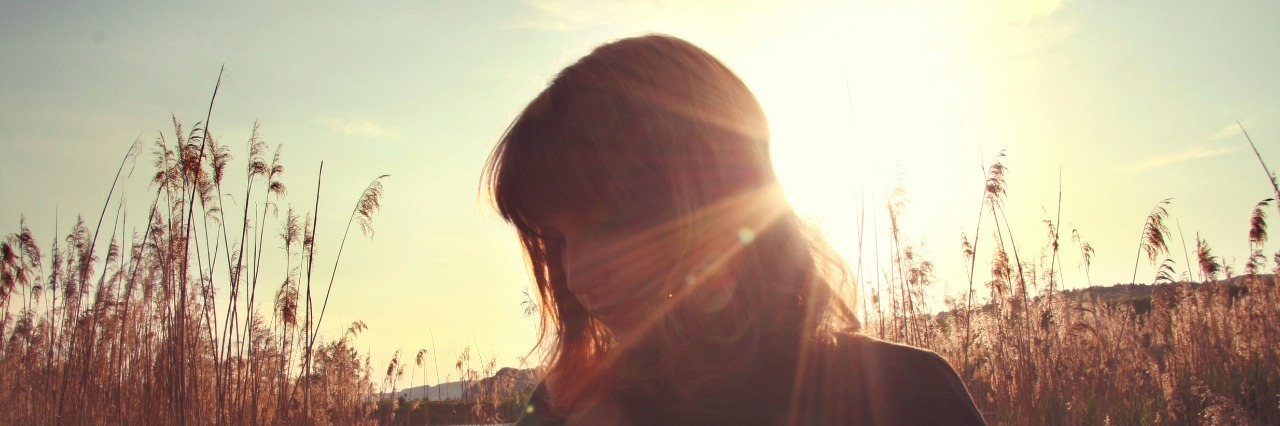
[483,34,857,418]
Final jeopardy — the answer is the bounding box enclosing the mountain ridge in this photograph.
[382,367,538,402]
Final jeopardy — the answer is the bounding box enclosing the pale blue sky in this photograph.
[3,0,1278,388]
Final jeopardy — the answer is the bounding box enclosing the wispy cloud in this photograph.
[955,0,1069,27]
[321,118,401,140]
[1005,0,1068,25]
[965,0,1076,59]
[1205,120,1250,142]
[511,0,788,32]
[515,0,1070,33]
[1126,145,1238,174]
[513,0,663,31]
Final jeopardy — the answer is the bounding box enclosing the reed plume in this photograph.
[1246,198,1272,274]
[1071,229,1094,286]
[1195,234,1221,282]
[1130,199,1172,297]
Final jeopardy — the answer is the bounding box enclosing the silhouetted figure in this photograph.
[484,34,984,425]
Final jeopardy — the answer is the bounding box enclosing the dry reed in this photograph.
[0,97,388,424]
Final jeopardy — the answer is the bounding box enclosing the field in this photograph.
[856,149,1280,424]
[1,115,1278,425]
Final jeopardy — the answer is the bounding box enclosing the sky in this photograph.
[2,0,1279,389]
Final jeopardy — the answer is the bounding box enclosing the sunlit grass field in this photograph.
[1,112,1278,424]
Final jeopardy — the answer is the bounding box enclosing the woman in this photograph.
[484,34,984,425]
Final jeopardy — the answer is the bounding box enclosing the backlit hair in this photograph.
[483,34,857,416]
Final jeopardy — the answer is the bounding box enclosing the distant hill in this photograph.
[931,274,1274,322]
[1060,274,1272,301]
[381,367,538,402]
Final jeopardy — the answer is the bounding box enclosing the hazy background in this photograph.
[2,0,1278,389]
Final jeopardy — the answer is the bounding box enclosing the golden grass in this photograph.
[2,101,1277,424]
[0,112,388,424]
[863,150,1280,424]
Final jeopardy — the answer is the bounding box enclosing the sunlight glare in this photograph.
[733,2,998,306]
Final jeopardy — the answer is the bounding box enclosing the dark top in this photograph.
[516,334,985,425]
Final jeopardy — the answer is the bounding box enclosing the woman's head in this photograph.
[491,35,773,232]
[484,34,855,407]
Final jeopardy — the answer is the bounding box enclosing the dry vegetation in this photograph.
[1,87,1277,425]
[864,145,1280,424]
[0,107,391,424]
[372,350,536,425]
[0,91,531,423]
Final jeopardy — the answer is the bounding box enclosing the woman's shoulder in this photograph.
[795,332,986,425]
[827,332,952,371]
[515,382,559,426]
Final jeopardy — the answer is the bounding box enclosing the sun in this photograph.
[727,6,995,306]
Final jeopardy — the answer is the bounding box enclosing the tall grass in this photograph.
[368,343,535,425]
[4,88,1278,425]
[0,106,388,424]
[861,146,1280,424]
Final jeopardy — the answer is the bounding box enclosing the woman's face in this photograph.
[547,208,684,343]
